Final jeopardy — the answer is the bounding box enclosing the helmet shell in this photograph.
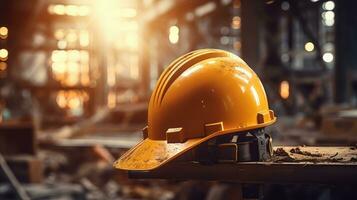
[115,49,276,171]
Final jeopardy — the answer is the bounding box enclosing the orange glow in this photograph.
[93,0,119,41]
[231,16,241,29]
[120,21,138,31]
[66,31,77,43]
[68,50,80,61]
[56,91,67,108]
[72,0,140,89]
[54,29,90,48]
[280,80,290,99]
[68,97,81,109]
[234,41,241,51]
[51,49,90,86]
[51,4,66,15]
[78,5,91,16]
[0,62,7,71]
[107,91,116,108]
[54,29,65,40]
[0,49,8,61]
[80,51,89,62]
[65,75,77,86]
[67,61,80,73]
[233,0,241,8]
[107,66,116,86]
[126,34,138,49]
[169,25,179,44]
[91,0,139,62]
[79,30,90,47]
[57,40,67,49]
[81,74,90,86]
[0,27,8,39]
[48,4,90,16]
[120,8,137,18]
[65,5,78,16]
[65,62,80,86]
[51,50,67,62]
[51,62,66,74]
[56,90,89,112]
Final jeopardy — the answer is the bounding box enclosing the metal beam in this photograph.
[334,0,357,103]
[241,0,263,71]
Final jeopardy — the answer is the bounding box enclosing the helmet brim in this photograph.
[114,117,276,171]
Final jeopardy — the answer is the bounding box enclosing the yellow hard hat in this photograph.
[114,49,276,171]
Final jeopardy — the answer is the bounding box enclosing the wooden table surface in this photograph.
[128,146,357,183]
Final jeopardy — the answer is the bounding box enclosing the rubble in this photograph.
[274,148,289,157]
[272,146,357,163]
[289,147,323,157]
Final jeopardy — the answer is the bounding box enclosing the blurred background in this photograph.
[0,0,356,199]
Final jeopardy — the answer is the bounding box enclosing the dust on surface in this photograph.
[273,146,357,163]
[289,147,322,157]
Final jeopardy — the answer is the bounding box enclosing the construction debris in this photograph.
[289,147,323,157]
[273,146,357,163]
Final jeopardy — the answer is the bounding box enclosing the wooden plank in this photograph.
[129,162,357,183]
[272,146,357,163]
[127,146,357,183]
